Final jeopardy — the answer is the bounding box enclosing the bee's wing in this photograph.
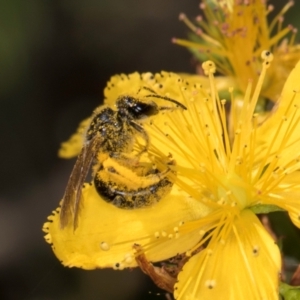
[59,135,103,230]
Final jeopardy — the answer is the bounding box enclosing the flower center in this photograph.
[217,173,251,210]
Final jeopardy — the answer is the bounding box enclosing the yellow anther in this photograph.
[202,60,216,75]
[261,50,274,63]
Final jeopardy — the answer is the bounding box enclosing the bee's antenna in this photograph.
[145,94,187,110]
[142,86,157,94]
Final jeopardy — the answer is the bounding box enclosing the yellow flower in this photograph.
[174,0,300,102]
[43,54,300,299]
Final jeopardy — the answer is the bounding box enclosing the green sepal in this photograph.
[250,204,284,214]
[280,282,300,300]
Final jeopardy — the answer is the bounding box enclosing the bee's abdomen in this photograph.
[94,165,173,209]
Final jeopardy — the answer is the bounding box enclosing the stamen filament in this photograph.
[269,1,294,33]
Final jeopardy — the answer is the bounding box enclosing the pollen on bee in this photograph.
[100,241,110,251]
[205,279,216,289]
[168,234,173,239]
[173,226,179,233]
[154,231,160,238]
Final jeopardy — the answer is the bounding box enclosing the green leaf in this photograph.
[268,212,300,261]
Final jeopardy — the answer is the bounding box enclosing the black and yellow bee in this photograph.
[60,90,186,230]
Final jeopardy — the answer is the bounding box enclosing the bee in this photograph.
[59,89,186,230]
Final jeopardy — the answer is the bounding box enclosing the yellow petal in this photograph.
[265,172,300,229]
[58,117,91,158]
[104,72,157,106]
[255,59,300,167]
[174,210,281,300]
[180,74,236,94]
[43,184,210,270]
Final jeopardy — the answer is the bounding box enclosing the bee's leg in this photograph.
[108,152,141,168]
[129,120,150,156]
[133,161,176,188]
[144,165,170,179]
[146,158,176,178]
[94,158,175,209]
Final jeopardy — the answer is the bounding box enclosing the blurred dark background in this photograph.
[0,1,299,299]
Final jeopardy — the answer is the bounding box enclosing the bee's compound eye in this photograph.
[129,101,159,119]
[118,96,159,119]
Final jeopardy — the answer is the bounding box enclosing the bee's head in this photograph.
[116,96,159,120]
